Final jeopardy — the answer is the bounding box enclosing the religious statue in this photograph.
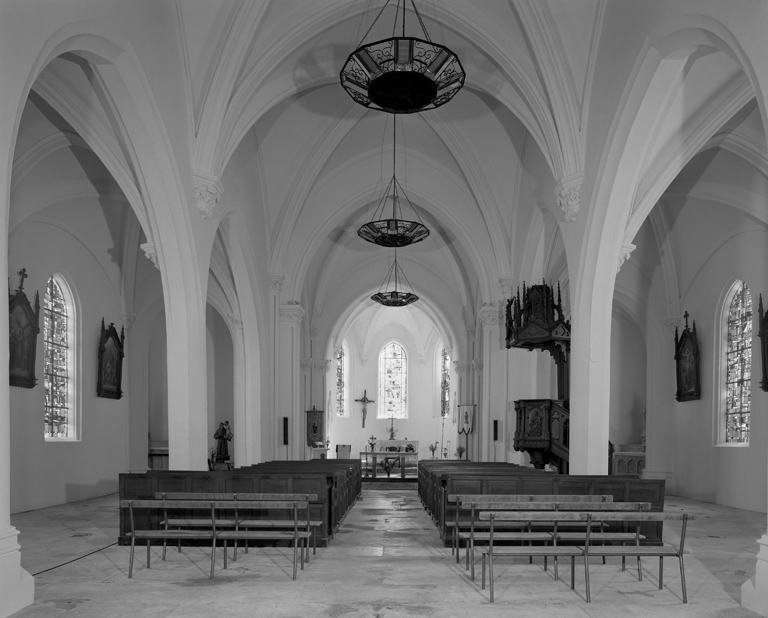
[355,390,374,428]
[213,420,233,461]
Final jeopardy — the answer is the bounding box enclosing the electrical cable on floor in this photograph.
[31,541,118,576]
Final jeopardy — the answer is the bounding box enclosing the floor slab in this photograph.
[7,489,766,617]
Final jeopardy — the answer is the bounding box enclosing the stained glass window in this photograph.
[336,347,345,416]
[440,348,451,417]
[44,277,69,438]
[725,281,752,443]
[378,342,407,419]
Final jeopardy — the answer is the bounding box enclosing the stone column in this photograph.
[228,313,248,468]
[278,304,304,459]
[479,305,504,462]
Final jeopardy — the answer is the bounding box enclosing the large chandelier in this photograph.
[371,249,419,307]
[340,0,465,114]
[358,115,429,248]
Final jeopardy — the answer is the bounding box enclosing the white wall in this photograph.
[9,219,128,512]
[328,328,460,462]
[667,229,768,511]
[610,310,646,446]
[206,308,234,457]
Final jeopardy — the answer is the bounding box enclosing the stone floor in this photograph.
[7,488,767,617]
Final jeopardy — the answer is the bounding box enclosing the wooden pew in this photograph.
[479,510,693,603]
[119,471,333,546]
[436,474,666,543]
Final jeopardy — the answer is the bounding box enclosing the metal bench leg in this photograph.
[128,537,135,578]
[570,556,575,590]
[584,553,591,603]
[292,536,298,580]
[481,553,486,589]
[470,542,475,581]
[210,536,216,579]
[659,556,664,590]
[489,553,494,603]
[223,540,228,569]
[162,538,167,561]
[679,554,687,603]
[300,538,305,570]
[637,556,642,581]
[147,540,151,569]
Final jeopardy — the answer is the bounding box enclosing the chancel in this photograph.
[2,1,768,616]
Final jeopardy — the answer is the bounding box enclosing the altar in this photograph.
[360,451,418,478]
[374,439,418,452]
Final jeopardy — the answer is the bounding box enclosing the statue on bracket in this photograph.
[674,311,700,402]
[97,318,125,399]
[9,268,39,389]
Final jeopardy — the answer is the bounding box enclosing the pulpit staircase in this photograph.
[506,282,571,473]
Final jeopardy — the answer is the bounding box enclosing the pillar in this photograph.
[277,304,304,459]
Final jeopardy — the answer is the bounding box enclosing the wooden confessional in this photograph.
[506,282,571,473]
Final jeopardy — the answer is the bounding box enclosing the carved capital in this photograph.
[269,276,284,291]
[453,360,472,374]
[617,242,636,273]
[192,171,223,220]
[417,356,426,366]
[309,328,318,339]
[279,304,304,323]
[228,313,243,329]
[664,315,684,331]
[314,360,331,372]
[360,356,370,367]
[473,359,484,373]
[119,312,137,331]
[300,358,313,371]
[499,278,514,299]
[555,173,583,222]
[479,306,501,327]
[139,242,159,269]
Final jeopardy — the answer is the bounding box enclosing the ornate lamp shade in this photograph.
[341,36,464,114]
[371,253,419,307]
[371,289,419,307]
[358,188,429,248]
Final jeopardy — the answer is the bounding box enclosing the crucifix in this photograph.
[355,390,374,428]
[17,268,27,293]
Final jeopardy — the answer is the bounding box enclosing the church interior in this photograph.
[2,1,768,616]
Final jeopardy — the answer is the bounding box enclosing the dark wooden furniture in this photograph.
[674,311,700,402]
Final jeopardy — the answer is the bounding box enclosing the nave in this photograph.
[9,489,764,617]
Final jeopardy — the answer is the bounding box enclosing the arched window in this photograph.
[724,281,752,443]
[336,344,349,417]
[440,348,451,417]
[43,275,76,439]
[379,342,407,419]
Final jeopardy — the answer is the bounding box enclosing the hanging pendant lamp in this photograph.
[358,115,429,247]
[340,0,465,114]
[371,248,419,307]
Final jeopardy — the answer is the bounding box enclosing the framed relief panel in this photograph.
[9,268,40,389]
[674,311,700,402]
[97,319,125,399]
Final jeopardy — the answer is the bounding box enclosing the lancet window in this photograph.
[725,281,752,443]
[379,342,407,419]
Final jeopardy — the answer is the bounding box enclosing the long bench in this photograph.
[463,499,650,581]
[120,498,312,580]
[154,492,322,556]
[448,494,617,565]
[479,510,693,603]
[119,471,333,546]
